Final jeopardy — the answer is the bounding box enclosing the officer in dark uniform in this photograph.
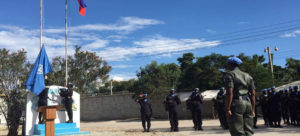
[294,86,300,126]
[260,89,269,126]
[267,88,275,127]
[189,88,204,130]
[224,57,256,136]
[165,89,181,132]
[216,87,228,129]
[38,88,48,124]
[269,86,282,128]
[281,89,290,125]
[289,86,297,126]
[136,93,152,132]
[280,89,287,125]
[59,82,73,123]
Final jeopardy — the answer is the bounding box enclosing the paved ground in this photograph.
[80,118,300,136]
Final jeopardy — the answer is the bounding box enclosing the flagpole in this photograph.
[40,0,43,49]
[65,0,68,86]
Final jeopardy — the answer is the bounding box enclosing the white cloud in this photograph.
[112,65,137,69]
[82,39,109,50]
[0,25,76,61]
[280,30,300,38]
[72,16,163,33]
[110,73,137,81]
[97,35,221,61]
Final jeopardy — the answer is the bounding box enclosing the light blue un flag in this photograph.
[25,45,53,95]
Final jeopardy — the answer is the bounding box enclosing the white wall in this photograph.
[25,85,80,136]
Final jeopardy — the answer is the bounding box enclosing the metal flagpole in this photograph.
[40,0,43,49]
[65,0,68,86]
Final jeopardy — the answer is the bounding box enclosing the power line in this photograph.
[201,19,300,39]
[102,25,300,59]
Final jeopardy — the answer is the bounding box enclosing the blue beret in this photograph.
[228,57,242,65]
[68,82,73,85]
[267,88,271,91]
[294,86,298,89]
[262,89,267,92]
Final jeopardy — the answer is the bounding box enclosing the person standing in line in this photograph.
[189,88,204,130]
[164,89,181,132]
[216,87,228,129]
[260,89,269,126]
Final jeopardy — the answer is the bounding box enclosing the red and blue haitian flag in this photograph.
[78,0,87,16]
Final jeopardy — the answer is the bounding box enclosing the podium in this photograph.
[38,105,61,136]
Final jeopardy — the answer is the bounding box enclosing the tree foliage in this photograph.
[0,48,29,136]
[131,61,181,97]
[127,52,294,96]
[48,46,112,95]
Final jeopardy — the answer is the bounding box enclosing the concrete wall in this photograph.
[81,94,215,121]
[81,94,140,121]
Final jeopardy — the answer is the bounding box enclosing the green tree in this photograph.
[48,46,112,95]
[133,61,181,97]
[177,52,195,71]
[0,48,29,136]
[285,58,300,81]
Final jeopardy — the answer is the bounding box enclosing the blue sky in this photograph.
[1,0,300,81]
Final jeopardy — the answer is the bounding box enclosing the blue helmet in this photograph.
[261,89,267,92]
[67,82,73,87]
[194,88,199,91]
[227,57,243,65]
[144,93,148,97]
[170,88,175,92]
[289,86,293,91]
[293,86,298,90]
[220,87,225,90]
[271,86,275,89]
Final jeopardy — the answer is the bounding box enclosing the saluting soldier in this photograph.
[165,89,181,132]
[136,93,152,132]
[224,57,256,136]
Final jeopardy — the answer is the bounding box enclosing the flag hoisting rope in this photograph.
[65,0,68,86]
[40,0,43,49]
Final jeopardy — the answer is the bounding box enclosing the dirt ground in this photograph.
[80,118,300,136]
[1,118,300,135]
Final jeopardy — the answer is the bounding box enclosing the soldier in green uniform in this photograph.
[224,57,256,136]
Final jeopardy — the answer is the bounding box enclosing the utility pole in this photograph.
[110,80,113,95]
[264,46,278,82]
